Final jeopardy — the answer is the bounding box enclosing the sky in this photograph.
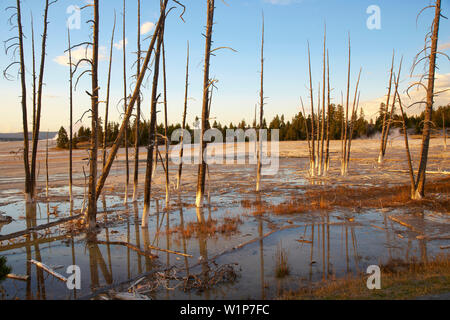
[0,0,449,133]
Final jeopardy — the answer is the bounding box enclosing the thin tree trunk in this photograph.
[325,50,331,174]
[87,0,100,231]
[256,13,264,192]
[378,51,395,164]
[307,42,315,176]
[177,42,190,190]
[31,15,37,145]
[103,15,116,169]
[196,0,215,208]
[414,0,442,199]
[382,58,403,159]
[319,24,326,176]
[444,112,447,151]
[46,131,49,198]
[122,0,129,205]
[347,91,361,169]
[95,0,168,203]
[68,29,75,203]
[162,41,170,206]
[395,84,416,198]
[133,0,141,202]
[30,0,51,199]
[142,3,166,226]
[316,83,321,169]
[301,98,312,173]
[346,68,362,171]
[342,34,351,176]
[16,0,32,202]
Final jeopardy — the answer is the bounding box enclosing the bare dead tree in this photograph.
[382,58,403,161]
[341,33,351,176]
[13,0,32,201]
[444,112,447,151]
[378,51,395,164]
[96,1,169,206]
[307,42,316,176]
[103,14,116,169]
[31,15,37,139]
[410,0,443,199]
[122,0,130,205]
[319,24,326,176]
[300,97,313,172]
[132,0,141,202]
[46,131,49,198]
[87,0,100,231]
[68,28,75,203]
[345,68,362,172]
[176,42,190,190]
[30,0,54,199]
[196,0,215,208]
[162,41,170,206]
[142,2,167,226]
[325,49,331,174]
[256,12,264,192]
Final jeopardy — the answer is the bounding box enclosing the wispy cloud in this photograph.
[141,22,155,35]
[264,0,301,5]
[53,46,106,66]
[438,42,450,52]
[114,38,128,50]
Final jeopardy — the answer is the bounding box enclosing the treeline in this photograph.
[56,104,449,149]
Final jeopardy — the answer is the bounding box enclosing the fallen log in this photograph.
[96,240,158,259]
[6,273,29,281]
[29,259,67,282]
[0,214,82,242]
[147,245,192,258]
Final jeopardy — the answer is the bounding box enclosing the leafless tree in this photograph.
[142,1,167,226]
[196,0,215,208]
[162,41,170,206]
[409,0,444,199]
[132,0,142,202]
[307,42,316,177]
[122,0,130,205]
[176,42,190,191]
[256,13,264,192]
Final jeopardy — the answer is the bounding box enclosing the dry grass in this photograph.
[275,241,290,278]
[282,254,450,300]
[163,216,243,239]
[246,177,450,216]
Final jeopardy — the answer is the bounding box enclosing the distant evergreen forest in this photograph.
[56,104,449,149]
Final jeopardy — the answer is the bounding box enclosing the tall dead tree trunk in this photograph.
[122,0,130,205]
[196,0,215,208]
[45,131,49,198]
[95,0,167,203]
[162,42,170,206]
[256,13,264,192]
[31,15,37,145]
[414,0,442,199]
[68,29,75,203]
[30,0,52,199]
[382,58,403,160]
[87,0,100,231]
[378,51,395,164]
[103,15,116,169]
[15,0,32,202]
[301,97,313,171]
[325,50,331,174]
[307,42,315,177]
[341,34,351,176]
[345,68,362,172]
[142,3,166,226]
[444,113,447,151]
[133,0,141,202]
[177,42,190,191]
[319,25,326,176]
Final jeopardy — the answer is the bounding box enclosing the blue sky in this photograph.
[1,0,449,133]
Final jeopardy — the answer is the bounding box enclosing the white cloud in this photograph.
[361,73,450,120]
[141,22,155,35]
[114,38,128,50]
[53,46,106,66]
[438,42,450,52]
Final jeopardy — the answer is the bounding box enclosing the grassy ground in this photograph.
[282,254,450,300]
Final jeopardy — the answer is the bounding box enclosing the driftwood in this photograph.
[29,259,67,282]
[147,245,192,258]
[0,214,82,242]
[96,240,158,259]
[6,273,29,281]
